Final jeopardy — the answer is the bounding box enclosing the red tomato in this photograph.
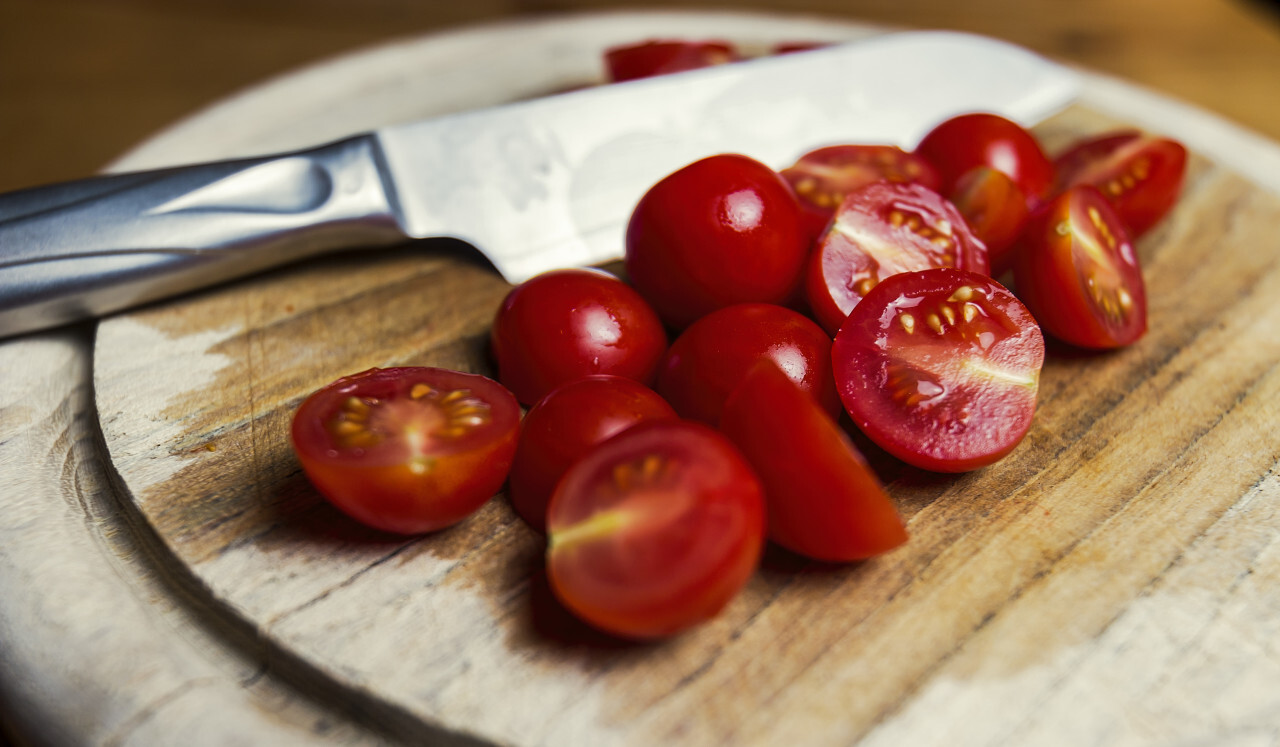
[1053,132,1187,237]
[805,181,990,336]
[657,302,839,426]
[1012,185,1147,348]
[546,420,766,639]
[720,361,908,561]
[780,144,943,240]
[291,367,520,534]
[490,268,667,406]
[914,112,1055,206]
[833,268,1045,473]
[604,39,739,82]
[507,376,676,534]
[948,166,1029,276]
[625,153,810,329]
[771,41,830,54]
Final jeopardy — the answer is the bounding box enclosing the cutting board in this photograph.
[86,11,1280,746]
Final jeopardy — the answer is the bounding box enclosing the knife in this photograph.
[0,30,1078,339]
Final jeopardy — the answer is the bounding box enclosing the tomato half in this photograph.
[1053,132,1187,238]
[914,112,1055,206]
[291,367,520,534]
[1012,185,1147,348]
[833,268,1045,473]
[947,166,1029,276]
[604,39,739,82]
[507,376,676,534]
[720,361,908,562]
[805,181,990,336]
[490,268,668,406]
[625,153,809,329]
[657,302,839,426]
[546,420,766,639]
[780,144,942,240]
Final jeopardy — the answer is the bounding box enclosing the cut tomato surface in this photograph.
[1053,132,1186,238]
[948,165,1029,276]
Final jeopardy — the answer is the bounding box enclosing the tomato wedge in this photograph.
[291,367,520,534]
[604,39,739,82]
[833,268,1044,473]
[947,166,1029,276]
[1053,132,1187,238]
[721,361,908,562]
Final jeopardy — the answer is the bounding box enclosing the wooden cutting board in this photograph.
[88,12,1280,746]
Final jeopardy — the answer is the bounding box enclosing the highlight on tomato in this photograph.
[291,367,520,534]
[833,268,1045,473]
[914,112,1055,207]
[545,419,766,639]
[604,39,739,82]
[1052,131,1187,238]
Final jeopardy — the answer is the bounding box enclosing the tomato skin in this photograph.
[833,268,1045,473]
[291,367,520,534]
[1012,185,1147,349]
[1053,133,1187,238]
[604,39,739,82]
[625,154,810,329]
[657,302,839,426]
[490,268,668,406]
[805,181,990,336]
[915,112,1055,206]
[507,376,676,534]
[720,361,908,561]
[948,166,1029,276]
[546,420,766,639]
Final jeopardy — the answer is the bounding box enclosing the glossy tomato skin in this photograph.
[915,113,1055,207]
[490,268,667,406]
[833,268,1045,473]
[948,166,1029,276]
[507,376,677,534]
[657,302,840,426]
[546,420,766,639]
[780,144,942,240]
[1012,185,1147,348]
[604,39,739,82]
[805,181,990,336]
[720,361,908,561]
[1053,132,1187,238]
[291,367,520,534]
[625,154,810,329]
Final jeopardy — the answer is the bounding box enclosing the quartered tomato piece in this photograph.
[604,39,739,82]
[720,361,908,562]
[1012,185,1148,348]
[780,144,942,240]
[546,420,766,639]
[833,268,1045,473]
[915,112,1055,207]
[948,165,1029,275]
[805,181,990,336]
[291,367,520,534]
[1053,132,1187,237]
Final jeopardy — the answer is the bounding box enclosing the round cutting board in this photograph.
[90,10,1280,746]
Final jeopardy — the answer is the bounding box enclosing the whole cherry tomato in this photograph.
[1053,132,1187,238]
[948,165,1029,276]
[914,112,1055,207]
[604,39,739,82]
[291,367,520,534]
[625,153,810,329]
[490,268,667,406]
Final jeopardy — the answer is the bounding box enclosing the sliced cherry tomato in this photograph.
[604,39,739,82]
[546,420,766,639]
[833,268,1045,473]
[948,165,1029,276]
[1053,132,1187,237]
[657,302,839,426]
[507,376,676,534]
[625,153,809,329]
[291,367,520,534]
[780,144,943,240]
[490,268,667,406]
[915,112,1055,206]
[720,361,908,562]
[1012,185,1147,348]
[805,181,990,336]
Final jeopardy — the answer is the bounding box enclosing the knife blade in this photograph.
[0,30,1078,339]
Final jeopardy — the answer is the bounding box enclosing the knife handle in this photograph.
[0,134,408,339]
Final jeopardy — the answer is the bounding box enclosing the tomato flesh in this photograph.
[948,166,1029,276]
[1053,133,1187,238]
[833,268,1044,472]
[604,39,739,82]
[291,367,520,534]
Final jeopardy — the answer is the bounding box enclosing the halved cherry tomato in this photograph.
[507,376,676,534]
[720,361,908,561]
[291,367,520,534]
[546,420,766,639]
[833,268,1045,472]
[780,144,942,240]
[657,302,839,426]
[490,268,668,406]
[805,181,990,336]
[948,165,1029,276]
[1053,132,1187,238]
[1012,185,1147,348]
[604,39,739,82]
[625,153,809,329]
[915,112,1055,207]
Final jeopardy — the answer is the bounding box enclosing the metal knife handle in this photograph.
[0,134,408,338]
